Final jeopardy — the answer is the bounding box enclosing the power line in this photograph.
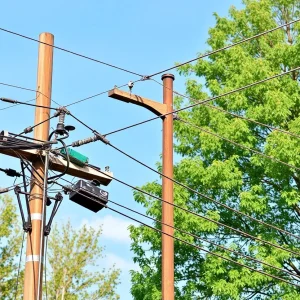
[108,199,300,280]
[103,66,300,136]
[107,206,300,288]
[64,79,143,107]
[67,113,300,243]
[14,231,25,300]
[13,115,58,140]
[0,97,57,110]
[151,78,300,140]
[0,82,38,93]
[147,19,300,78]
[1,97,36,111]
[0,181,27,194]
[0,81,61,107]
[53,179,300,287]
[59,170,299,256]
[0,28,143,77]
[177,117,300,171]
[106,144,300,242]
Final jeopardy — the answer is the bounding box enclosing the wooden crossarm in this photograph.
[108,88,167,117]
[0,148,113,186]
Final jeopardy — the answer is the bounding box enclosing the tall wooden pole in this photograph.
[161,73,175,300]
[23,32,54,300]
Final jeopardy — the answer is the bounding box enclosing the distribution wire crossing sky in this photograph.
[0,0,242,298]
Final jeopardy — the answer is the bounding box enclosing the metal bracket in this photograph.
[173,113,180,121]
[44,192,63,236]
[14,184,32,233]
[54,106,70,117]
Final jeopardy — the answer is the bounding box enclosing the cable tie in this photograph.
[94,131,110,144]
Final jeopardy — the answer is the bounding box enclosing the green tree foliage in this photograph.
[0,195,120,299]
[46,222,121,300]
[0,195,22,299]
[130,0,300,299]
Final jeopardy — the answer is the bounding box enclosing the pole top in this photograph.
[39,32,54,39]
[161,73,175,81]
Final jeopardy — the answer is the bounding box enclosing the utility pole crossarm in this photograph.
[0,148,113,185]
[108,88,167,117]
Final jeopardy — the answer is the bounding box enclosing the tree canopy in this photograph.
[46,222,120,300]
[0,195,120,299]
[0,195,22,299]
[130,0,300,299]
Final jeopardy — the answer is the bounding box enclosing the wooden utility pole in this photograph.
[0,33,113,299]
[161,74,175,300]
[108,73,175,300]
[23,32,54,300]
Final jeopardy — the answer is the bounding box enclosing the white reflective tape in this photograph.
[30,213,43,220]
[26,255,44,263]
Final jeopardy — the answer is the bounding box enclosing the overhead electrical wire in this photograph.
[8,132,51,144]
[0,97,57,110]
[54,179,300,288]
[11,115,58,142]
[0,81,39,93]
[147,19,300,78]
[53,20,299,108]
[177,117,300,171]
[59,177,300,281]
[66,113,300,243]
[65,84,127,107]
[2,18,300,293]
[107,199,300,280]
[19,106,299,251]
[103,66,300,136]
[1,96,37,111]
[0,135,47,150]
[0,27,143,77]
[59,159,299,256]
[151,78,300,140]
[64,78,144,107]
[0,181,27,194]
[0,81,61,107]
[108,206,300,288]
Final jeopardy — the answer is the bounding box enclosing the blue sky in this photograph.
[0,0,242,298]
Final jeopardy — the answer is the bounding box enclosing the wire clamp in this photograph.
[94,131,110,145]
[173,113,180,120]
[54,106,70,117]
[14,185,32,232]
[44,192,63,236]
[141,75,150,81]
